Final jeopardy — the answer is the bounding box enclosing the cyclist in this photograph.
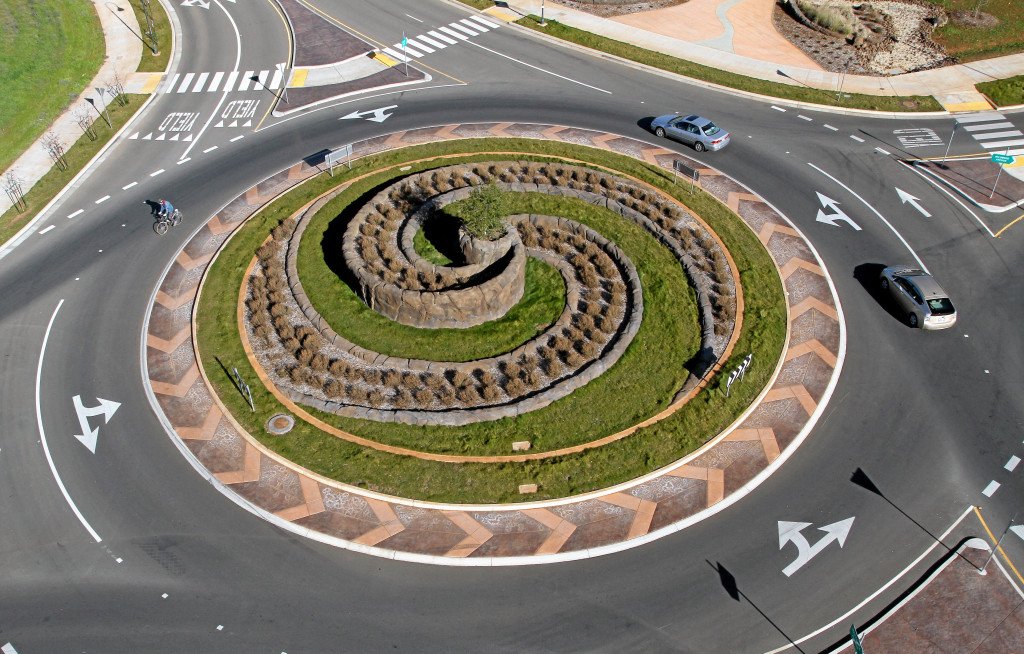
[158,198,175,219]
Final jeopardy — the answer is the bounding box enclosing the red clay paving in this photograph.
[277,0,374,67]
[145,123,843,560]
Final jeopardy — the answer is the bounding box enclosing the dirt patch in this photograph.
[949,10,999,29]
[551,0,687,18]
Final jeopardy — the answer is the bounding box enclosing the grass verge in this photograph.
[0,95,144,248]
[0,0,104,172]
[127,0,172,72]
[978,74,1024,108]
[931,0,1024,62]
[196,139,786,503]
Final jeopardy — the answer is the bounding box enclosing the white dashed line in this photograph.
[875,147,891,155]
[150,169,165,177]
[203,146,218,153]
[824,124,838,131]
[95,195,110,204]
[1006,455,1020,472]
[162,593,169,599]
[216,625,224,631]
[982,481,1000,497]
[230,135,244,142]
[2,643,20,654]
[177,158,191,164]
[798,115,813,121]
[405,13,423,22]
[850,135,865,142]
[771,106,786,112]
[115,557,123,563]
[122,181,137,190]
[38,225,55,235]
[68,209,84,219]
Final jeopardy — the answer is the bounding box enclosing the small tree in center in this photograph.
[459,183,508,241]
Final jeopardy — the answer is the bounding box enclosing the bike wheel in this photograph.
[171,210,182,227]
[154,220,168,236]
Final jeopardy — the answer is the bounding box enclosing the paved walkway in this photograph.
[506,0,1024,109]
[0,0,143,217]
[144,122,843,564]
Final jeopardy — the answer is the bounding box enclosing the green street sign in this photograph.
[850,625,865,654]
[991,153,1015,165]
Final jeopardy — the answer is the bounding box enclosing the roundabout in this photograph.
[145,124,841,561]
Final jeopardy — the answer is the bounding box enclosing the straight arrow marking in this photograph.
[895,187,931,218]
[72,395,121,454]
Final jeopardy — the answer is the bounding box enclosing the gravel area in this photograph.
[552,0,686,18]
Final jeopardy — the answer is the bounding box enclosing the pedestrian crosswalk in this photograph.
[160,68,286,94]
[381,14,500,63]
[956,112,1024,156]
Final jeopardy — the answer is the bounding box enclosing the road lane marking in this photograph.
[406,38,434,54]
[973,130,1024,140]
[164,73,179,93]
[875,147,891,154]
[192,72,209,92]
[416,33,446,49]
[39,225,55,235]
[230,134,244,142]
[35,299,103,543]
[467,40,611,94]
[798,115,812,121]
[95,195,110,204]
[850,135,865,142]
[438,26,469,40]
[974,507,1024,586]
[395,42,424,57]
[2,644,19,654]
[207,71,224,92]
[177,157,191,164]
[269,69,283,89]
[203,145,218,153]
[824,124,838,131]
[993,213,1024,238]
[149,169,165,177]
[68,209,84,218]
[121,182,137,190]
[467,15,501,29]
[176,72,194,93]
[771,106,786,112]
[405,13,423,22]
[982,480,1000,497]
[452,21,482,35]
[429,29,457,44]
[808,162,928,271]
[223,70,239,92]
[898,160,995,238]
[963,121,1014,132]
[981,138,1024,149]
[1006,455,1020,472]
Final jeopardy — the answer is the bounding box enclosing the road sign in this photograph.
[850,625,865,654]
[991,153,1015,165]
[326,144,354,175]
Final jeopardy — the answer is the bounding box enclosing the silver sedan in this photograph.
[650,114,730,152]
[879,266,957,330]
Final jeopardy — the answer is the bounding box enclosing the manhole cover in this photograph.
[266,413,294,435]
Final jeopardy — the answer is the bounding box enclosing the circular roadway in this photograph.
[1,1,1022,652]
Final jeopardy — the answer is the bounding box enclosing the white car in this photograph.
[879,266,957,330]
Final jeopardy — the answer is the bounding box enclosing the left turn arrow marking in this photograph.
[72,395,121,453]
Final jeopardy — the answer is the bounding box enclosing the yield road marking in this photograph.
[778,518,855,577]
[72,395,121,454]
[815,192,861,230]
[982,480,1000,497]
[895,187,931,217]
[1006,455,1020,472]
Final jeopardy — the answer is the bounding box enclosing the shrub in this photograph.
[481,384,501,401]
[400,372,420,390]
[500,360,521,378]
[457,386,479,404]
[367,389,385,405]
[310,353,329,372]
[254,324,274,343]
[296,347,314,365]
[349,385,368,403]
[543,355,563,377]
[257,243,277,262]
[382,370,400,387]
[565,350,585,368]
[269,303,288,318]
[288,366,307,383]
[362,368,383,385]
[523,368,542,389]
[452,370,472,388]
[247,295,268,313]
[437,386,457,406]
[459,183,509,241]
[324,379,345,398]
[579,340,598,357]
[504,377,526,396]
[796,0,855,35]
[424,374,444,390]
[282,337,301,353]
[414,388,434,405]
[329,359,353,378]
[477,370,496,386]
[393,389,414,409]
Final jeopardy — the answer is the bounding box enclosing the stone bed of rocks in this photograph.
[242,161,737,427]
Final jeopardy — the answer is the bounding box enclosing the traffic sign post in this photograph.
[326,143,354,176]
[402,32,409,77]
[850,625,865,654]
[673,159,700,194]
[989,150,1015,199]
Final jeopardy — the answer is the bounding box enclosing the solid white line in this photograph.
[898,160,995,238]
[416,34,446,49]
[207,71,224,93]
[808,162,928,272]
[149,169,164,177]
[68,209,84,218]
[429,29,457,44]
[973,130,1023,140]
[36,300,103,543]
[467,15,501,29]
[203,145,218,153]
[38,225,55,235]
[438,25,468,40]
[405,13,423,22]
[771,105,786,112]
[955,112,1004,123]
[824,124,838,131]
[981,138,1024,149]
[850,135,865,142]
[192,72,209,93]
[121,181,137,190]
[763,506,974,653]
[963,121,1014,132]
[230,135,244,142]
[875,146,891,155]
[176,72,194,93]
[1006,455,1021,472]
[982,480,1000,497]
[95,195,110,204]
[467,41,612,94]
[798,114,812,121]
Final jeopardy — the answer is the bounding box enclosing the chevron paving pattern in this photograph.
[145,124,842,561]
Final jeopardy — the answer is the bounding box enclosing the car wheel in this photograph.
[694,142,707,152]
[908,313,919,328]
[655,127,666,138]
[880,278,889,291]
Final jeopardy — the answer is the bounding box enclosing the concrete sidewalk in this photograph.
[0,1,144,217]
[506,0,1024,110]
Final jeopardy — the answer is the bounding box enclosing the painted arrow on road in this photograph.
[340,105,398,123]
[815,192,862,230]
[180,0,210,8]
[72,395,121,454]
[778,517,855,576]
[895,188,931,218]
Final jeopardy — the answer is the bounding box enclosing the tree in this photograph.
[40,132,68,171]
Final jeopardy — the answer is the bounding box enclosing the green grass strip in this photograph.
[127,0,172,73]
[978,74,1024,108]
[0,95,144,247]
[197,139,786,503]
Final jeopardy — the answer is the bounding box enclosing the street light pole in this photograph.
[941,123,958,166]
[540,0,547,27]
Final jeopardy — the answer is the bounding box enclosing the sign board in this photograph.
[850,625,864,654]
[991,153,1015,165]
[673,159,700,193]
[326,143,354,175]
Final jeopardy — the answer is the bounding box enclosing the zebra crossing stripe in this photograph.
[974,130,1024,140]
[955,112,1004,123]
[256,70,270,90]
[982,139,1024,149]
[207,71,225,92]
[164,73,179,93]
[428,29,457,44]
[466,15,500,29]
[406,37,434,53]
[438,25,468,40]
[176,73,194,93]
[382,47,411,62]
[223,71,239,93]
[450,21,480,36]
[459,18,488,32]
[238,71,255,91]
[192,72,210,93]
[269,69,283,90]
[963,122,1014,132]
[416,34,446,49]
[395,42,425,57]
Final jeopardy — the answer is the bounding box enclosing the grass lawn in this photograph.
[0,0,104,172]
[196,139,786,503]
[127,0,171,73]
[977,74,1024,108]
[0,95,143,247]
[931,0,1024,62]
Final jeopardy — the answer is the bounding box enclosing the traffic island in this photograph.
[912,156,1024,214]
[145,124,844,562]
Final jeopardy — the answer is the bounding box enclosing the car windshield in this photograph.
[702,123,721,136]
[927,297,954,315]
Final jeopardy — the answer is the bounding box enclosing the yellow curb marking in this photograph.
[373,51,400,68]
[973,506,1024,585]
[140,73,162,94]
[994,214,1024,239]
[289,68,309,87]
[944,101,995,113]
[484,6,520,22]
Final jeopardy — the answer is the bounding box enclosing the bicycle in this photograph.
[154,208,182,235]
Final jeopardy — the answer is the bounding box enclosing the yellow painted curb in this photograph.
[944,100,995,113]
[484,6,520,22]
[289,69,308,88]
[374,51,400,67]
[140,73,163,94]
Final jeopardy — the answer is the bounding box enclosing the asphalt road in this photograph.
[1,1,1022,652]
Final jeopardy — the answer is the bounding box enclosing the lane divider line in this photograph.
[68,209,84,219]
[982,480,1000,497]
